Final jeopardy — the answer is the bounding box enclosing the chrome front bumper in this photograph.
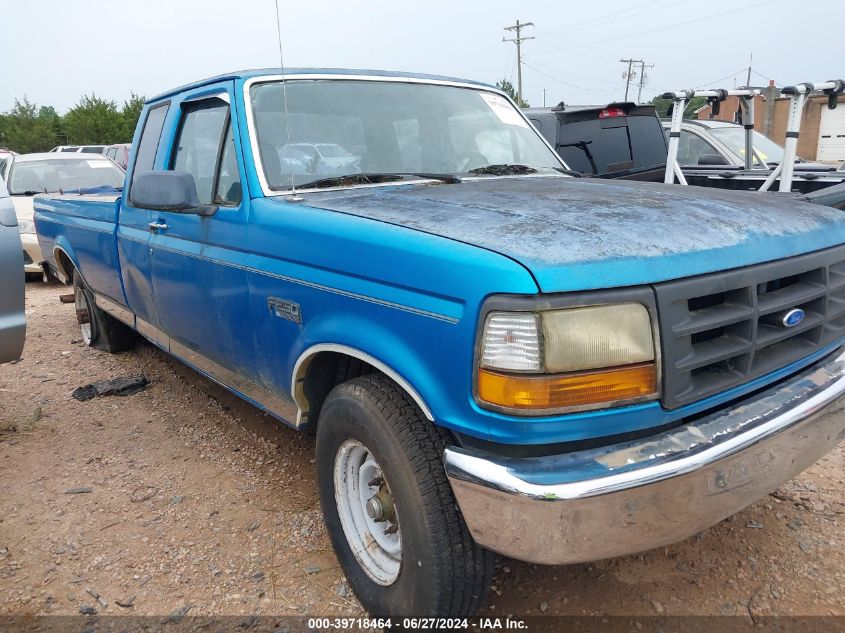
[445,348,845,565]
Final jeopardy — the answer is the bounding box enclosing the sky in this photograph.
[2,0,843,114]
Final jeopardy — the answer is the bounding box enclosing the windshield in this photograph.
[8,158,125,195]
[250,79,564,191]
[708,127,785,165]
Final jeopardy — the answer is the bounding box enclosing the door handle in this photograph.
[148,221,169,232]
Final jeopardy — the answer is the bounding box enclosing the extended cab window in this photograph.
[171,97,241,206]
[130,103,169,191]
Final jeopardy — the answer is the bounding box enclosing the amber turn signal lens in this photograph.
[477,363,658,410]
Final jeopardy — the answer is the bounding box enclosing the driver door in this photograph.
[147,83,256,378]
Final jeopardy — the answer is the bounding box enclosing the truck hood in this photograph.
[300,176,845,292]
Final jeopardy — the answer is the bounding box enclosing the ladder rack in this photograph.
[662,80,844,193]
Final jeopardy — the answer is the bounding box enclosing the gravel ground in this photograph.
[0,282,843,618]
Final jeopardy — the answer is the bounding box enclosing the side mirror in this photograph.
[698,154,730,166]
[130,171,217,216]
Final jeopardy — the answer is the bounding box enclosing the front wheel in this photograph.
[316,374,494,617]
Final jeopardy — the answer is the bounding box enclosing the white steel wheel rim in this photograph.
[75,286,92,345]
[334,439,401,585]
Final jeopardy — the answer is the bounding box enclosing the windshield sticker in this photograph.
[87,161,112,168]
[480,92,528,128]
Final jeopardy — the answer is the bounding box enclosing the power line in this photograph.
[524,58,623,86]
[694,68,749,89]
[532,0,780,56]
[503,20,535,104]
[501,47,514,84]
[534,0,665,35]
[546,45,617,63]
[522,61,620,93]
[652,64,680,85]
[534,0,693,39]
[751,69,781,87]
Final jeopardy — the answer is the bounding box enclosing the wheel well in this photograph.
[297,352,378,427]
[53,248,75,284]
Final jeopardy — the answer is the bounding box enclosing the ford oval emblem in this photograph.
[782,308,805,328]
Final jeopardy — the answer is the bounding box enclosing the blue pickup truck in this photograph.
[34,68,845,617]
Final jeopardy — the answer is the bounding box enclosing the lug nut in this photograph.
[366,496,384,521]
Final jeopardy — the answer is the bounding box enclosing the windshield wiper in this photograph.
[295,172,461,190]
[467,164,537,176]
[552,166,583,178]
[467,163,580,178]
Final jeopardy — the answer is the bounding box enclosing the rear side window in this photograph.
[677,131,719,165]
[556,113,667,175]
[130,103,169,191]
[171,97,241,207]
[625,117,668,169]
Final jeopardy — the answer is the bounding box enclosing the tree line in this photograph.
[0,93,145,154]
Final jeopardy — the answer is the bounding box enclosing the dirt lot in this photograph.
[1,282,843,619]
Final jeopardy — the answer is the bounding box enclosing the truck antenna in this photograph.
[274,0,301,200]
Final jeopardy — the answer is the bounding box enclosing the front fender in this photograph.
[292,311,451,419]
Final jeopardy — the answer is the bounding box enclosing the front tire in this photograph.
[316,374,494,617]
[72,271,134,353]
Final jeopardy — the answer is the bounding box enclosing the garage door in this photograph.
[818,103,845,162]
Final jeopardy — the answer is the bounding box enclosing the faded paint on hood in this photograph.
[298,176,845,292]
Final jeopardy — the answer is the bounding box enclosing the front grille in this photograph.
[22,250,32,265]
[656,244,845,409]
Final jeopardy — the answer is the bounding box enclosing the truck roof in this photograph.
[148,68,495,104]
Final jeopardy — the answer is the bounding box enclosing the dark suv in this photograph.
[525,102,668,180]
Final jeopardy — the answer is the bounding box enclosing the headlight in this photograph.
[477,303,659,413]
[18,219,35,234]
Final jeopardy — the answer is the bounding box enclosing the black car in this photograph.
[525,102,668,181]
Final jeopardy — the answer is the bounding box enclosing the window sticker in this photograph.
[87,161,112,168]
[479,92,528,128]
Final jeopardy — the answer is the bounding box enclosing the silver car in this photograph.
[4,152,125,276]
[0,178,25,362]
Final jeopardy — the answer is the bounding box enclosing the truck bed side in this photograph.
[34,193,125,304]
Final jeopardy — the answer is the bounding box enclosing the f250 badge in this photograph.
[268,297,301,324]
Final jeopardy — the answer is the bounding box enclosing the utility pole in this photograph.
[745,52,753,86]
[503,20,534,104]
[542,88,546,107]
[620,58,642,101]
[636,61,654,103]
